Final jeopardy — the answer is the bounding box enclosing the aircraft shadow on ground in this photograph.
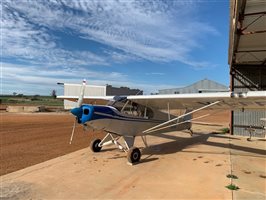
[141,132,266,159]
[96,132,265,164]
[142,132,212,156]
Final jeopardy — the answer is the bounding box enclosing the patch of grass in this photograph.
[220,127,230,134]
[227,174,238,179]
[226,184,239,190]
[0,95,63,106]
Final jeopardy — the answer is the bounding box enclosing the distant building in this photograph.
[158,79,228,94]
[63,83,142,109]
[106,85,142,96]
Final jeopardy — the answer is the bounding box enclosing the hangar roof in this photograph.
[229,0,266,66]
[158,79,228,94]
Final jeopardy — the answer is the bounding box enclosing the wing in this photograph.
[127,91,266,110]
[57,95,115,105]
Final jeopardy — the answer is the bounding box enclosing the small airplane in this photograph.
[58,80,266,164]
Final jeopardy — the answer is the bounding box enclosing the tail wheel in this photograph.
[127,147,141,163]
[90,139,102,152]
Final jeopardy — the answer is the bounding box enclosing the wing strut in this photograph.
[144,114,211,134]
[143,101,221,134]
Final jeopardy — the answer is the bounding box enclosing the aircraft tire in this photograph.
[90,139,102,152]
[127,147,141,163]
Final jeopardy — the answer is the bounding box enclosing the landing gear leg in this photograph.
[90,133,142,164]
[189,128,194,136]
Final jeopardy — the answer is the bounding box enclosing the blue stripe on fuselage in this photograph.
[91,105,163,123]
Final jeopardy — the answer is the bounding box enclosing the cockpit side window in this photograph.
[110,99,154,118]
[109,97,128,111]
[145,107,154,119]
[122,102,154,118]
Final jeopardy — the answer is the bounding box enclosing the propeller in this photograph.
[77,79,86,107]
[69,119,76,144]
[69,79,86,144]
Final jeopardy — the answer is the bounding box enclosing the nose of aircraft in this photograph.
[70,107,83,124]
[70,107,82,118]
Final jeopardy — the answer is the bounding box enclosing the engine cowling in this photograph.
[71,105,94,124]
[80,105,94,124]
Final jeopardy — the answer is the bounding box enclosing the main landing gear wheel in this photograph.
[90,139,102,152]
[127,147,141,164]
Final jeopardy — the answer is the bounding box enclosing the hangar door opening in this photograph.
[229,0,266,137]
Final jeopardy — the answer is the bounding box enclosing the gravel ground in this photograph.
[1,113,104,175]
[0,110,229,175]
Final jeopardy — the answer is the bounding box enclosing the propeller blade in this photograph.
[77,79,86,107]
[69,119,76,144]
[69,79,86,144]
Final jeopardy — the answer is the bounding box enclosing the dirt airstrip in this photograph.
[0,110,229,176]
[0,113,104,175]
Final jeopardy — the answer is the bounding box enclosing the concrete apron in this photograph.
[1,131,265,200]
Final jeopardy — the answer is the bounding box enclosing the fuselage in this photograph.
[74,104,192,136]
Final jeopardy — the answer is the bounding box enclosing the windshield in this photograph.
[109,98,154,118]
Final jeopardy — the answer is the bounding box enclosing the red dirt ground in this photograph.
[0,110,229,176]
[0,113,104,175]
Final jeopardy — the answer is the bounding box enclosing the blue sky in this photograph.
[2,0,230,95]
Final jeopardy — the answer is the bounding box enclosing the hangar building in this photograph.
[63,83,142,109]
[229,0,266,137]
[158,79,228,94]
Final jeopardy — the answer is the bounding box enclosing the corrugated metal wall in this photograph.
[64,84,106,109]
[233,110,266,137]
[232,66,266,137]
[106,85,143,95]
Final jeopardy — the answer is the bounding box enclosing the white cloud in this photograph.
[2,1,108,67]
[3,0,219,66]
[2,62,174,95]
[145,72,165,76]
[2,62,129,95]
[2,62,127,82]
[2,0,221,94]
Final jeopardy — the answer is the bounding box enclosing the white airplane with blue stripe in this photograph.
[58,80,266,164]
